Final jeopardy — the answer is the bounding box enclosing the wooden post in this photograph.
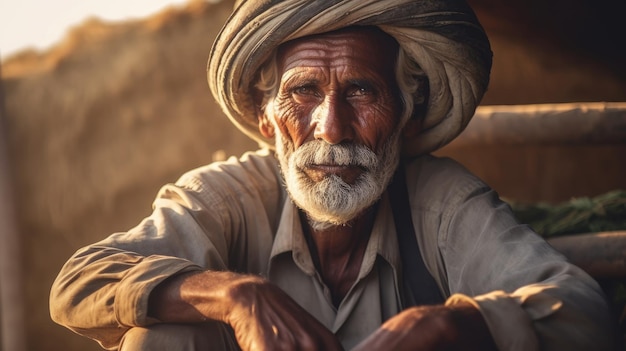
[0,60,27,351]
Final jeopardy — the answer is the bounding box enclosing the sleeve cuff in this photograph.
[446,292,540,351]
[114,255,203,327]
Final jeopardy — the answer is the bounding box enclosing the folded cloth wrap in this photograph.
[208,0,492,155]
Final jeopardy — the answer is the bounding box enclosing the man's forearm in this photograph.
[148,270,261,324]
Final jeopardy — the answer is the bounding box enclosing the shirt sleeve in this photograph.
[49,184,228,349]
[49,152,282,349]
[433,162,615,350]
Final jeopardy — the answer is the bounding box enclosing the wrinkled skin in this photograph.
[260,28,402,153]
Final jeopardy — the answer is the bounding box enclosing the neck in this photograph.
[300,205,377,307]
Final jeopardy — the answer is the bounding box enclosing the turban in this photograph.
[207,0,492,155]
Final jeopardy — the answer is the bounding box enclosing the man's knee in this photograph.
[119,322,240,351]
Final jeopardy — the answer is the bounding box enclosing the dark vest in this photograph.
[389,165,445,307]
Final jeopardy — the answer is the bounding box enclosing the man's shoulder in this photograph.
[405,154,490,209]
[174,149,281,193]
[407,154,484,185]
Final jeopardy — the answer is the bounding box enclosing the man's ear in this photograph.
[258,111,275,138]
[253,88,275,138]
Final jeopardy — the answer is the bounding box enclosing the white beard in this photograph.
[275,130,402,231]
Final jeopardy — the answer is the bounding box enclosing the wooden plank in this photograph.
[450,102,626,146]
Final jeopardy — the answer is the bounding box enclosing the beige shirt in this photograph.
[50,150,614,350]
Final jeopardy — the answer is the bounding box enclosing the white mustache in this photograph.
[292,141,378,170]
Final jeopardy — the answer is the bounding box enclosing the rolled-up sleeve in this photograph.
[49,151,282,349]
[49,186,227,349]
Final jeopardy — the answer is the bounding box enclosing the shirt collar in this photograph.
[367,192,402,274]
[268,192,402,277]
[269,199,316,276]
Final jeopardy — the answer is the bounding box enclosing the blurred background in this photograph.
[0,0,194,61]
[1,0,625,350]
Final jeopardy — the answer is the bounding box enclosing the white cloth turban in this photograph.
[207,0,492,155]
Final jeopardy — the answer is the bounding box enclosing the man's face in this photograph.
[260,27,404,229]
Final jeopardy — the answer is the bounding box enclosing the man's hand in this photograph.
[149,271,343,351]
[351,301,497,351]
[224,276,343,350]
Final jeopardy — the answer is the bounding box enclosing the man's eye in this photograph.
[353,87,369,96]
[293,86,316,96]
[348,86,372,97]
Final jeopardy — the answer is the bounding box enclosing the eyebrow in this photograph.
[281,71,322,87]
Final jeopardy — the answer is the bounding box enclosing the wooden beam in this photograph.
[548,231,626,279]
[448,102,626,147]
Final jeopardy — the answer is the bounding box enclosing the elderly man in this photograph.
[50,0,614,350]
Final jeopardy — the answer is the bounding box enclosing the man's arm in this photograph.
[148,270,344,351]
[49,153,296,348]
[403,156,615,350]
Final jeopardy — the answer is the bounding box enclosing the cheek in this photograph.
[272,97,314,147]
[356,104,399,151]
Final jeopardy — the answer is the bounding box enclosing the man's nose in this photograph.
[312,96,354,144]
